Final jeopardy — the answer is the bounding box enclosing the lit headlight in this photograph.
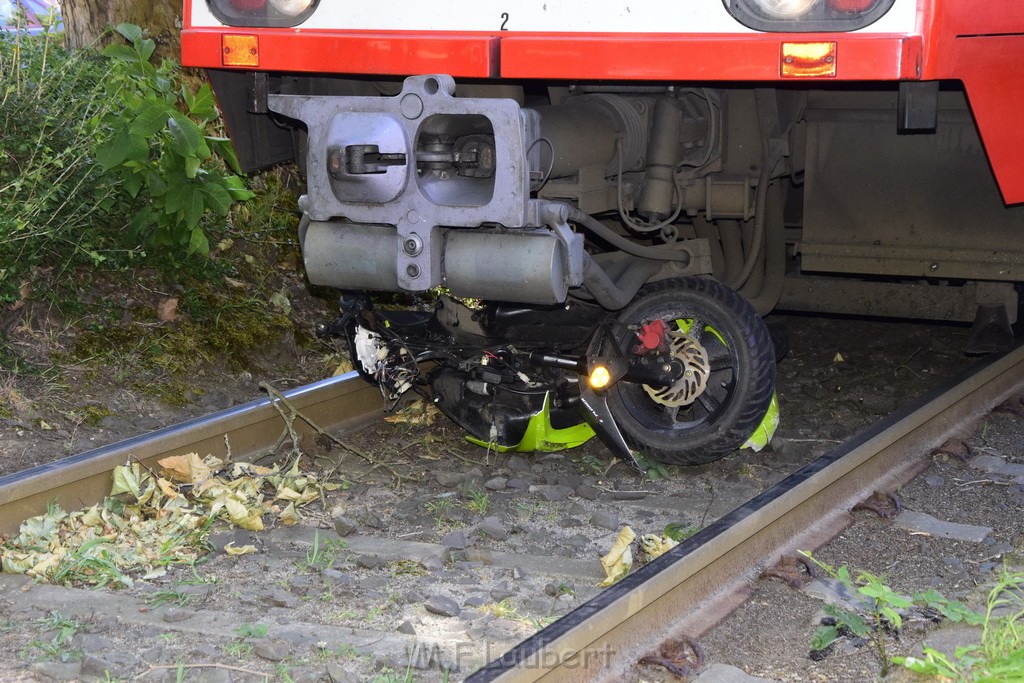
[752,0,818,18]
[268,0,313,15]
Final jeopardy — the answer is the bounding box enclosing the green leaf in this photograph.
[207,137,243,174]
[115,23,144,46]
[123,173,143,198]
[137,38,156,63]
[130,100,170,138]
[101,44,137,61]
[202,181,232,216]
[163,176,191,214]
[96,125,133,170]
[224,175,255,201]
[188,83,218,122]
[167,111,204,157]
[184,155,201,180]
[823,604,870,637]
[188,226,210,256]
[810,625,838,651]
[182,185,206,229]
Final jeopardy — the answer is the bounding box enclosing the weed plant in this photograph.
[894,568,1024,680]
[0,22,252,306]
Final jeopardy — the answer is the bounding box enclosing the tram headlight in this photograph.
[750,0,817,18]
[268,0,313,16]
[723,0,895,31]
[209,0,319,27]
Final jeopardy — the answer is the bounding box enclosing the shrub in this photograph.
[0,22,253,305]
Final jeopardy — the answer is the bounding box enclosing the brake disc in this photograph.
[643,329,711,407]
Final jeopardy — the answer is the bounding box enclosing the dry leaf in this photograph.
[384,400,440,426]
[639,533,678,561]
[157,297,179,322]
[224,542,258,556]
[158,453,214,484]
[599,526,636,586]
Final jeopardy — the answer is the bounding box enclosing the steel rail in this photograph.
[468,343,1024,682]
[0,373,382,536]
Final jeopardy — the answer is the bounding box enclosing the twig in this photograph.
[259,382,417,485]
[444,448,487,467]
[955,478,1011,489]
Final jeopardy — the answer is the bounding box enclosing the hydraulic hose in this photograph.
[564,206,691,265]
[727,141,785,290]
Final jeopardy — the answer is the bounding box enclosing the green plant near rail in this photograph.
[893,568,1024,680]
[0,24,119,300]
[801,552,982,677]
[96,24,253,257]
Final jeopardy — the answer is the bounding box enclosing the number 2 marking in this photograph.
[500,12,509,30]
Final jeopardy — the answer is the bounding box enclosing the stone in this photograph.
[30,662,84,682]
[327,662,361,683]
[478,516,508,540]
[485,476,508,491]
[425,595,462,617]
[262,589,300,608]
[512,566,530,580]
[506,455,530,472]
[575,484,601,500]
[607,490,649,501]
[894,511,993,543]
[924,475,945,487]
[73,633,116,651]
[506,478,532,490]
[440,530,468,550]
[321,568,355,587]
[355,554,386,569]
[161,607,194,623]
[530,484,573,501]
[436,472,466,487]
[559,517,584,528]
[590,510,620,531]
[419,554,446,571]
[464,595,488,608]
[465,548,494,564]
[331,515,358,537]
[80,652,137,679]
[491,588,516,602]
[254,640,291,662]
[289,575,313,594]
[396,619,418,635]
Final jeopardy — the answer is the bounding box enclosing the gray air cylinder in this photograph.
[302,219,569,305]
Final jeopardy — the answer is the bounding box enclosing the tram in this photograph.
[181,0,1024,467]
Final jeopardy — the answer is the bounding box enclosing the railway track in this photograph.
[0,325,1021,681]
[469,344,1024,682]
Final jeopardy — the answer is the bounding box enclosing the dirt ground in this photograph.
[6,282,1014,683]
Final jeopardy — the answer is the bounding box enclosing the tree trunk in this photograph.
[61,0,180,59]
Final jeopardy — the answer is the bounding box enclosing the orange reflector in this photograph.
[222,34,259,67]
[589,366,612,390]
[780,41,837,78]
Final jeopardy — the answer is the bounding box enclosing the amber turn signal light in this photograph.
[222,34,259,67]
[781,41,837,78]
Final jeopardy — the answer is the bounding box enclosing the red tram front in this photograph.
[181,0,1024,465]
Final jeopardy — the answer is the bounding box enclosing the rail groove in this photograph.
[0,373,382,536]
[468,343,1024,682]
